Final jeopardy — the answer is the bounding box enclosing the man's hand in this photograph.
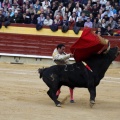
[70,53,74,57]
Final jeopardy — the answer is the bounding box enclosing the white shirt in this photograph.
[52,48,71,65]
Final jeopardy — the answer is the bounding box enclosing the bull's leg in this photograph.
[88,87,96,107]
[47,89,53,100]
[47,89,61,107]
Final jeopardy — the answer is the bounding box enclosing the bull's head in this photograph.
[106,46,120,61]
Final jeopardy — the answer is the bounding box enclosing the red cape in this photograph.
[70,27,105,62]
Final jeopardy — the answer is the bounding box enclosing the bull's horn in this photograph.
[103,42,110,54]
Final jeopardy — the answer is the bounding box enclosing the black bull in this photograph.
[38,47,119,107]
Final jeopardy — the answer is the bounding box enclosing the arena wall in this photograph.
[0,24,120,65]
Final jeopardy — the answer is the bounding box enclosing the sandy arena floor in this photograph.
[0,63,120,120]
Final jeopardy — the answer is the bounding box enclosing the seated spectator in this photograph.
[84,17,93,28]
[53,14,62,26]
[89,13,94,22]
[34,0,41,13]
[100,0,107,5]
[80,12,88,21]
[96,0,101,9]
[111,5,117,15]
[21,3,26,14]
[105,1,111,10]
[73,2,82,17]
[98,18,107,30]
[91,3,99,18]
[113,13,118,22]
[96,13,102,23]
[37,13,45,26]
[42,0,49,10]
[68,12,77,26]
[0,0,3,8]
[2,0,10,9]
[82,6,90,17]
[62,16,69,26]
[4,12,12,22]
[59,2,66,13]
[101,4,106,12]
[103,25,114,36]
[29,3,35,14]
[3,3,9,15]
[24,0,30,9]
[114,2,120,12]
[95,27,104,35]
[45,6,53,15]
[51,1,57,14]
[92,18,99,28]
[76,17,84,27]
[101,6,114,19]
[17,0,23,6]
[17,8,23,19]
[117,10,120,19]
[44,14,53,26]
[56,11,63,21]
[12,0,19,8]
[21,13,31,24]
[8,7,14,17]
[54,5,64,18]
[30,13,37,24]
[0,9,5,23]
[42,0,50,10]
[116,18,120,29]
[64,5,71,18]
[68,12,77,22]
[106,16,117,29]
[11,10,21,23]
[49,12,54,20]
[98,9,104,17]
[65,2,73,16]
[12,4,18,12]
[86,2,92,12]
[25,9,31,19]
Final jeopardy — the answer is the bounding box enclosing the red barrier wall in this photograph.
[0,33,120,61]
[0,25,120,61]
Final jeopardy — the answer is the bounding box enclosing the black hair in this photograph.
[57,44,65,49]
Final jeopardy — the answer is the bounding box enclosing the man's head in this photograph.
[57,44,65,54]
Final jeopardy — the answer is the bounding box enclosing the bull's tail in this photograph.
[38,67,45,78]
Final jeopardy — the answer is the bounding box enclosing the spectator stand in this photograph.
[0,0,120,64]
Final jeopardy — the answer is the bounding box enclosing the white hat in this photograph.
[14,10,18,13]
[8,8,12,10]
[106,6,110,11]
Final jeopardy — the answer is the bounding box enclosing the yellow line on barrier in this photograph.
[0,26,82,38]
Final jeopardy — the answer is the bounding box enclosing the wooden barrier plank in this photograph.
[0,32,120,61]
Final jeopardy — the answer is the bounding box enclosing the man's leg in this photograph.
[69,88,75,103]
[56,89,61,98]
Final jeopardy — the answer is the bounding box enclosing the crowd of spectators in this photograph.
[0,0,120,36]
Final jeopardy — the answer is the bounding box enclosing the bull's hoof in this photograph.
[90,100,95,108]
[56,103,61,107]
[70,100,75,103]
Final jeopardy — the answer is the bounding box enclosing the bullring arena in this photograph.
[0,62,120,120]
[0,25,120,120]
